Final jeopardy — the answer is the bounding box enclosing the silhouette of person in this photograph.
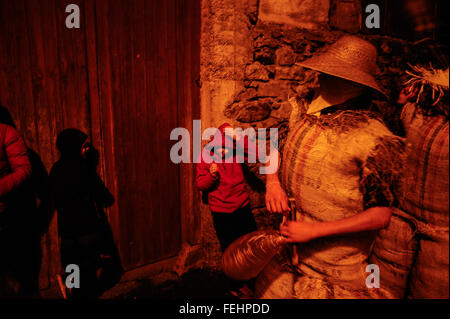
[49,129,122,298]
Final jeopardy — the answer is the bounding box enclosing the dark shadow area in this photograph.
[49,128,123,299]
[0,105,49,298]
[117,269,237,299]
[362,0,448,50]
[242,164,266,194]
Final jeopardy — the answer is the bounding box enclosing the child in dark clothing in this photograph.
[49,129,122,298]
[196,123,258,297]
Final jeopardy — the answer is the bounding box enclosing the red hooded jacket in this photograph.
[0,124,32,213]
[195,123,258,213]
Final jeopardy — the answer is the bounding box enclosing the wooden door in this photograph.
[94,0,182,270]
[0,0,201,285]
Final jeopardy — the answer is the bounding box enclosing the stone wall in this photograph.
[199,0,429,269]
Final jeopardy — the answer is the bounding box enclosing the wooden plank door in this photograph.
[94,0,182,270]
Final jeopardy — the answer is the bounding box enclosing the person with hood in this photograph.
[49,129,120,298]
[196,123,258,252]
[195,123,259,297]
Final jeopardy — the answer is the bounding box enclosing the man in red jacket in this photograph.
[0,121,32,296]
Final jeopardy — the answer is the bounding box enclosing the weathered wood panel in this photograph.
[176,0,202,245]
[94,0,183,270]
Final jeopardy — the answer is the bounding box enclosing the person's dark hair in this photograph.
[56,129,88,159]
[0,104,16,127]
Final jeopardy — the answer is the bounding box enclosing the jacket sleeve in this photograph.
[195,160,217,191]
[0,126,32,197]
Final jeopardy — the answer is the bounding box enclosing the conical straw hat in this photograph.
[296,35,387,98]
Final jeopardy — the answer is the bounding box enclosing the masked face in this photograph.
[81,139,91,159]
[307,74,367,115]
[216,147,230,159]
[318,74,366,100]
[81,139,100,169]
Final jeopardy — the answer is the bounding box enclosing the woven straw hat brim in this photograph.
[296,56,387,99]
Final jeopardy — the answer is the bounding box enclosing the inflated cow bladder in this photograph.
[222,230,286,281]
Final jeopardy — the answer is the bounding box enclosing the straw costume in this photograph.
[255,36,405,299]
[399,66,448,299]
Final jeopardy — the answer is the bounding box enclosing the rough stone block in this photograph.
[234,87,258,102]
[225,99,272,123]
[276,46,296,66]
[271,101,281,110]
[254,33,280,49]
[245,62,271,81]
[259,0,330,29]
[257,81,293,100]
[254,47,276,65]
[271,101,293,120]
[275,65,304,80]
[265,65,276,76]
[246,0,260,25]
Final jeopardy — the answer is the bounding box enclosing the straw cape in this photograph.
[397,77,449,298]
[255,98,406,299]
[404,64,449,106]
[296,35,386,98]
